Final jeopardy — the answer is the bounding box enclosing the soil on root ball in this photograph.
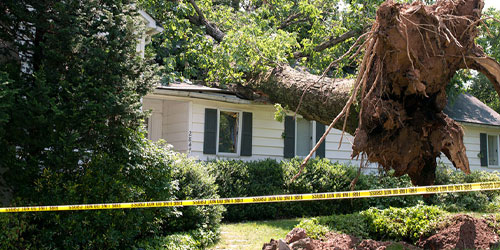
[264,214,500,250]
[418,214,500,250]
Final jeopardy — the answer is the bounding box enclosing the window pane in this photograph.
[488,135,498,166]
[219,111,239,153]
[296,118,312,156]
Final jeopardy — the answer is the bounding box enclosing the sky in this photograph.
[484,0,500,10]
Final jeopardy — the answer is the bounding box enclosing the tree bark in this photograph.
[245,66,358,134]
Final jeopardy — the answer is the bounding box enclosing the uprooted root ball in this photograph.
[351,0,500,185]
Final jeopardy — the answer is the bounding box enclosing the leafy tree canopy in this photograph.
[139,0,396,85]
[467,7,500,112]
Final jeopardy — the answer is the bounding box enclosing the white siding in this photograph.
[163,100,190,152]
[153,95,363,165]
[440,123,500,172]
[143,97,190,153]
[144,93,500,173]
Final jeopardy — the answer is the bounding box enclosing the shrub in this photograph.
[318,213,370,239]
[0,139,222,249]
[353,170,422,210]
[0,137,179,249]
[428,163,500,212]
[161,152,224,247]
[361,203,446,243]
[296,218,329,239]
[135,227,219,250]
[211,158,421,222]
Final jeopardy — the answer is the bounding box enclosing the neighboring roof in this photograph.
[154,84,500,127]
[444,93,500,127]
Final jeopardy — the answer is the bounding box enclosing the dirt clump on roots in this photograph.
[417,214,500,250]
[262,228,421,250]
[350,0,500,185]
[263,214,500,250]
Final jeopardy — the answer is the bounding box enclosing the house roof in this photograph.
[138,10,163,35]
[443,93,500,127]
[154,84,500,127]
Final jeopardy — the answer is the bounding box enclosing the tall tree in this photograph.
[141,0,500,185]
[0,1,179,248]
[468,7,500,113]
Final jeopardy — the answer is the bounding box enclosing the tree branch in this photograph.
[187,0,226,42]
[293,25,371,59]
[278,13,305,29]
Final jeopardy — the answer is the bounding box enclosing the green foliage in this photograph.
[136,232,199,250]
[353,170,422,210]
[138,0,381,84]
[296,218,329,239]
[210,158,420,222]
[162,151,224,245]
[0,1,221,249]
[135,227,219,250]
[467,8,500,112]
[428,163,500,212]
[0,137,179,249]
[273,103,286,122]
[360,203,446,243]
[317,213,370,239]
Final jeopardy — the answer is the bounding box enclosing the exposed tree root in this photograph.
[350,0,500,185]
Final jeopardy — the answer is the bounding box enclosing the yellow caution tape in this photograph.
[2,181,500,213]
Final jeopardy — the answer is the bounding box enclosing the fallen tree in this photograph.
[150,0,500,185]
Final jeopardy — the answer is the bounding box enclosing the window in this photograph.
[488,135,499,166]
[284,116,325,158]
[218,111,240,154]
[480,133,499,167]
[203,108,252,156]
[296,118,313,156]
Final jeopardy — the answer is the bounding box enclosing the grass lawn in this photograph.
[209,218,300,250]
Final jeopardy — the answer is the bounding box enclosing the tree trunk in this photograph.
[240,0,500,185]
[245,66,358,134]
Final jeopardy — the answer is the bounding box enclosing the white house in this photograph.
[136,10,500,172]
[143,83,500,172]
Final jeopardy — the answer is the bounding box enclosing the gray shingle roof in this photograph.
[444,93,500,126]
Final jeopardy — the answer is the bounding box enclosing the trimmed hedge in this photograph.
[209,158,421,222]
[210,158,500,222]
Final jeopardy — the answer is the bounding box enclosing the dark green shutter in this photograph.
[203,108,217,154]
[480,133,488,166]
[284,116,295,158]
[240,112,253,156]
[315,122,326,158]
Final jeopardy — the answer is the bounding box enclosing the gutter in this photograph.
[152,88,256,105]
[457,121,500,130]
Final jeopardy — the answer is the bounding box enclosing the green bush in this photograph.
[317,213,370,239]
[428,163,500,212]
[296,218,329,239]
[361,203,446,243]
[161,152,224,247]
[0,137,179,249]
[208,159,285,221]
[0,139,222,249]
[211,158,421,222]
[135,227,219,250]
